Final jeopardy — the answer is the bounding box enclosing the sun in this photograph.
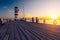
[52,14,56,19]
[50,14,57,19]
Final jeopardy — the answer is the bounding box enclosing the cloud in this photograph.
[25,13,31,18]
[7,13,14,19]
[8,9,14,13]
[5,9,14,19]
[3,6,8,9]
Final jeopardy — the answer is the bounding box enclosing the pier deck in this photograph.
[0,21,60,40]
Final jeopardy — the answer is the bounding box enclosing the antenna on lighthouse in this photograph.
[23,5,25,19]
[22,2,25,20]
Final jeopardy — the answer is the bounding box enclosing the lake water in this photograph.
[26,19,60,25]
[39,20,60,25]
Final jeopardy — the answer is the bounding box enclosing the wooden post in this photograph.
[53,19,57,25]
[0,18,2,26]
[25,18,26,22]
[32,17,34,23]
[30,18,31,22]
[36,17,38,23]
[43,19,46,24]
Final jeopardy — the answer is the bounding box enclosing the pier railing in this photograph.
[24,17,57,25]
[0,17,58,25]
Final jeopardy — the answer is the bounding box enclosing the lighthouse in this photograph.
[14,6,19,21]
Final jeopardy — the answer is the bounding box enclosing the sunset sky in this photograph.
[0,0,60,18]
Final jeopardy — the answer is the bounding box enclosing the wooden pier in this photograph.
[0,21,60,40]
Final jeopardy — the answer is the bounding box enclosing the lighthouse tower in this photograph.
[14,6,19,21]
